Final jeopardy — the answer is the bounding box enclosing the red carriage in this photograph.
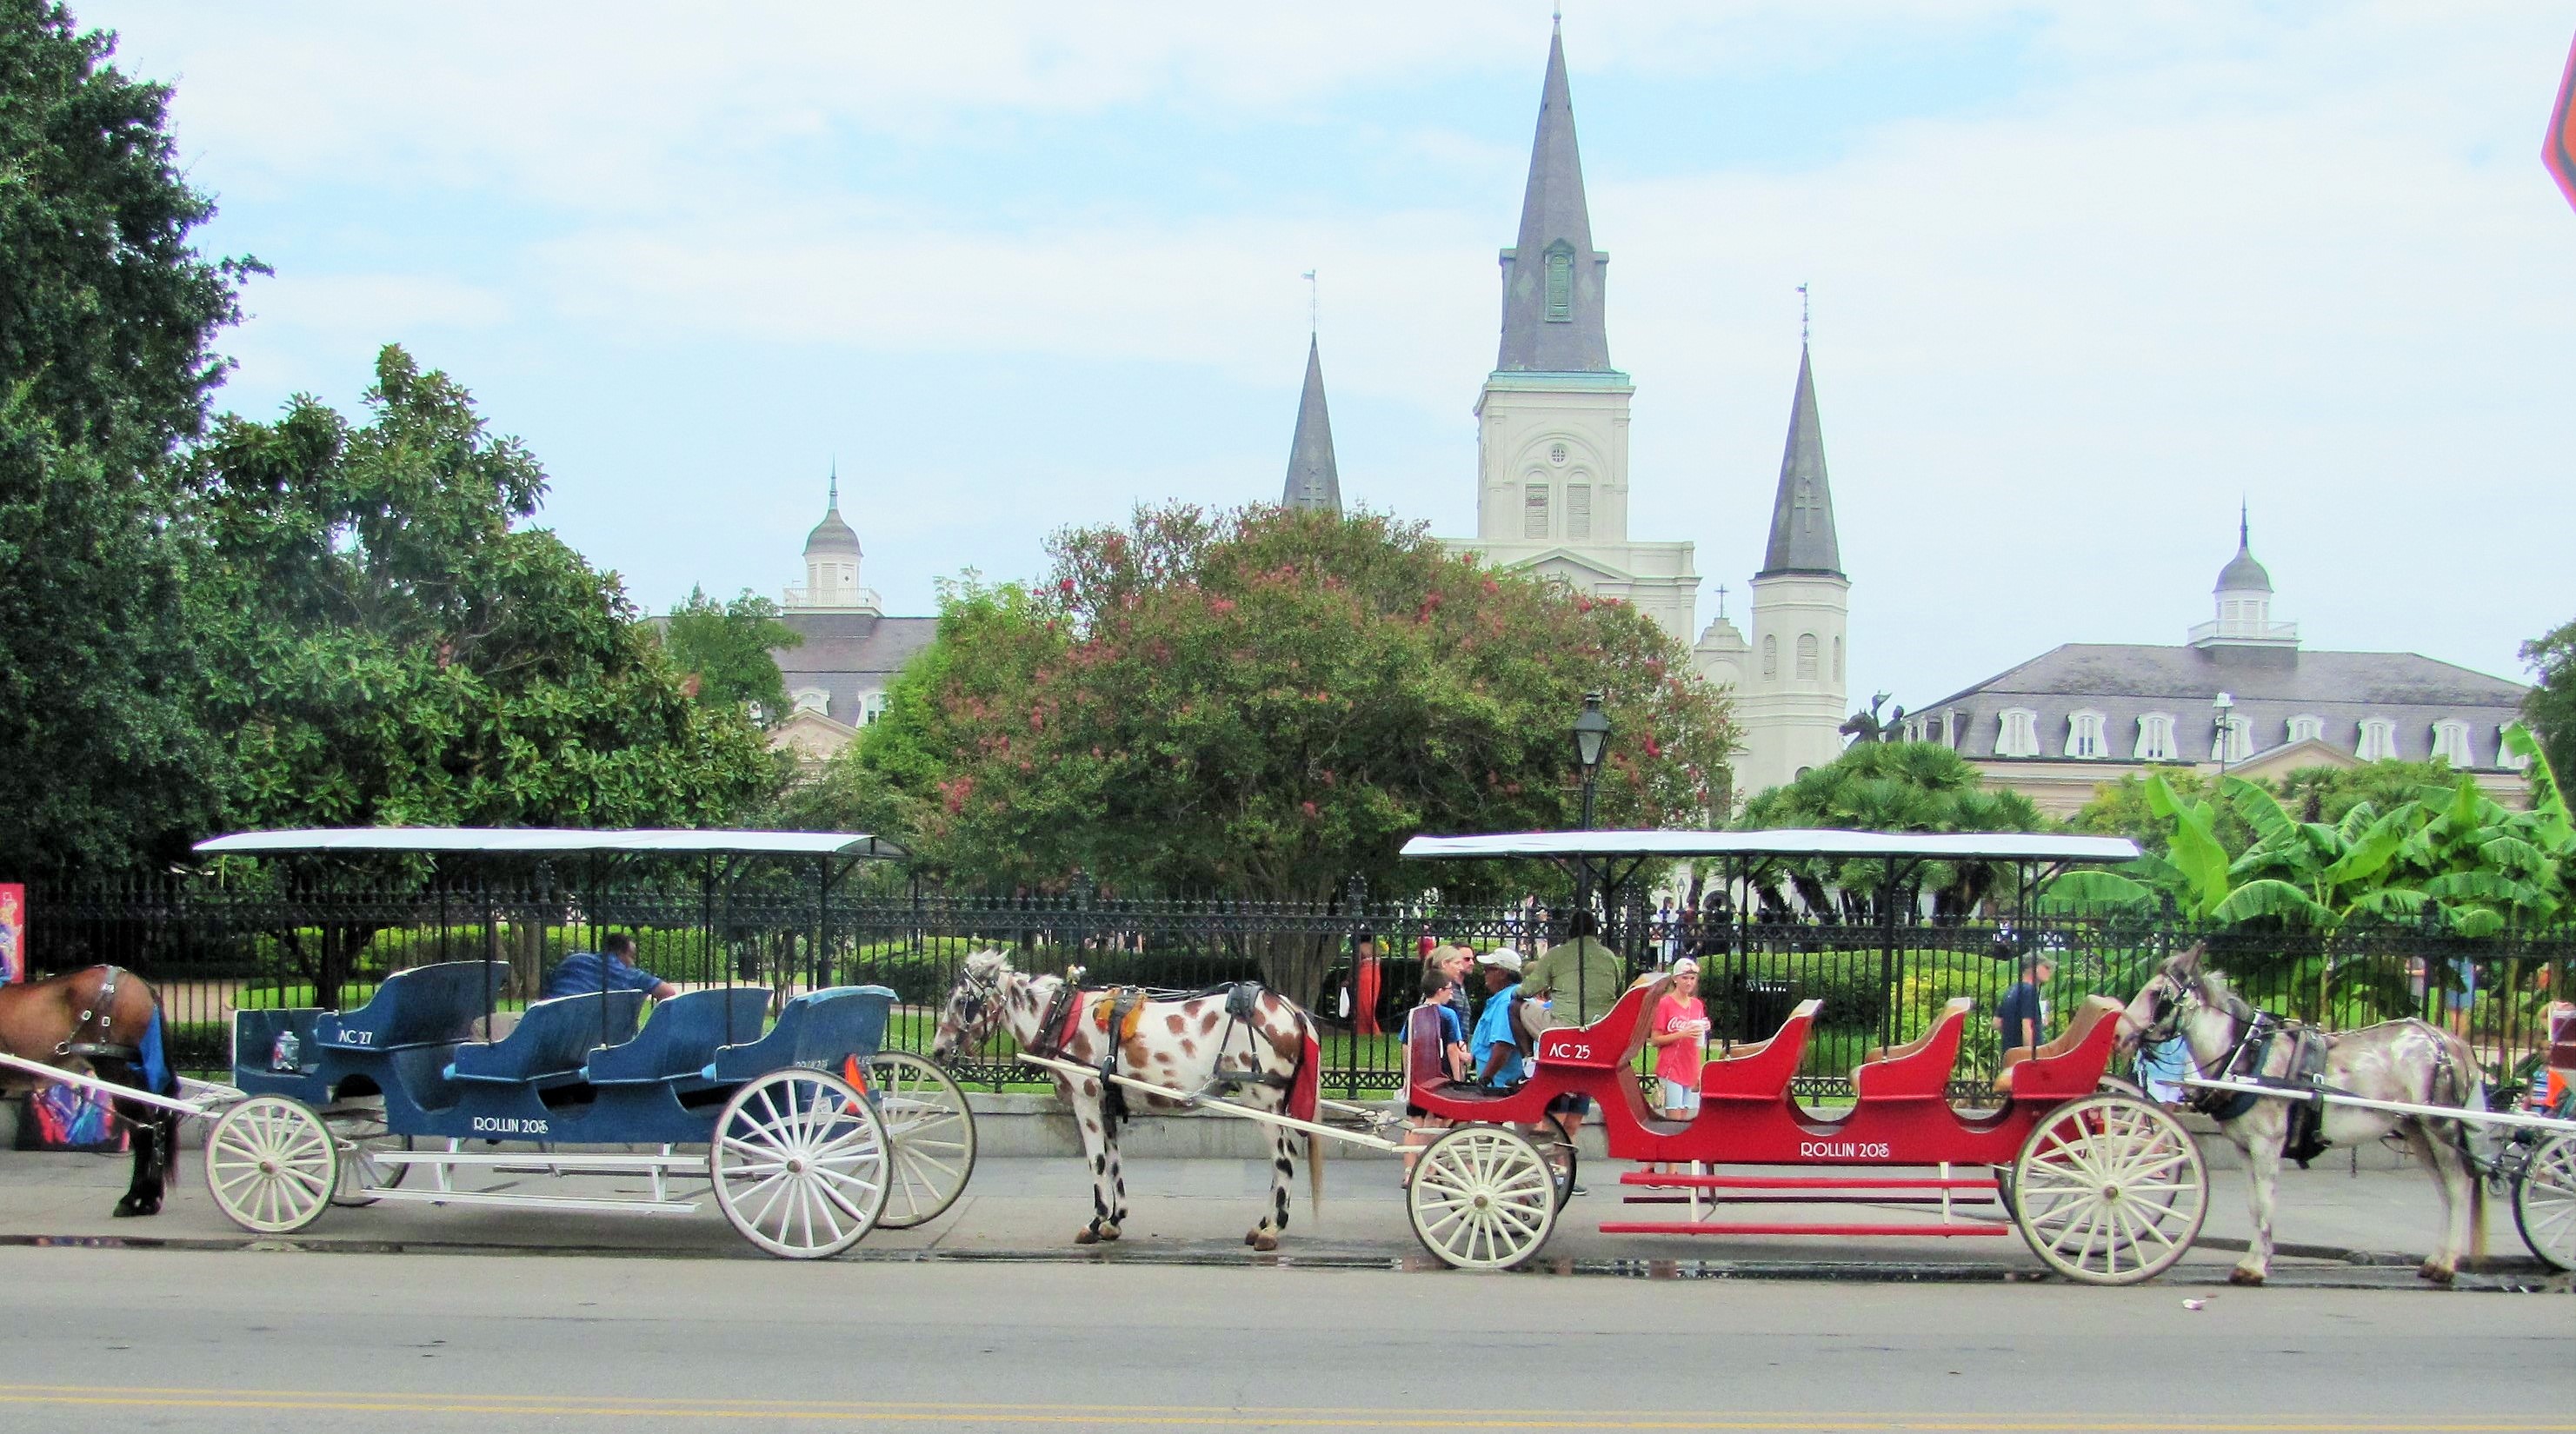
[1390,830,2213,1283]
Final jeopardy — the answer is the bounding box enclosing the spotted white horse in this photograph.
[929,949,1324,1250]
[2120,942,2491,1285]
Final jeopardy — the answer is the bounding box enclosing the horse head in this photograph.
[2118,941,2209,1054]
[930,948,1015,1067]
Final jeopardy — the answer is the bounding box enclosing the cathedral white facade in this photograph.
[1284,23,1851,802]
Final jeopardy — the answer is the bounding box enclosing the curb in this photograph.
[1,1232,2559,1291]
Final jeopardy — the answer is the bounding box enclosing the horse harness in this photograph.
[57,966,143,1066]
[1025,979,1291,1136]
[2164,978,2338,1165]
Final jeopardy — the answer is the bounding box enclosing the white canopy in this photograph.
[194,827,909,860]
[1399,829,2140,864]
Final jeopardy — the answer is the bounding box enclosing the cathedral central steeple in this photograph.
[1496,22,1612,374]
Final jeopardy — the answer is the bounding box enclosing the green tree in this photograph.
[0,3,257,880]
[870,505,1738,1001]
[1735,741,2046,918]
[2525,618,2576,789]
[187,346,773,836]
[661,586,801,723]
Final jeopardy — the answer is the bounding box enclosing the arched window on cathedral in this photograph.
[1523,483,1549,539]
[1566,485,1591,541]
[1544,242,1574,322]
[1795,634,1819,681]
[1761,635,1777,679]
[1832,636,1843,682]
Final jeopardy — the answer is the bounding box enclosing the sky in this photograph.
[78,1,2576,713]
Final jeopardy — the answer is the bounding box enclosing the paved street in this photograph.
[0,1245,2562,1434]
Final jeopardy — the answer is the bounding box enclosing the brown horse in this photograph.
[0,966,180,1216]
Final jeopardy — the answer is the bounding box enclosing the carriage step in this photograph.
[1597,1220,2014,1238]
[1618,1172,2000,1192]
[1620,1193,1999,1207]
[357,1187,701,1216]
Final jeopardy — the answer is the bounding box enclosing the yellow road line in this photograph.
[0,1389,2562,1431]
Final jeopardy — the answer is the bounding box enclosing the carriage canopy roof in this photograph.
[194,827,909,860]
[1398,829,2140,864]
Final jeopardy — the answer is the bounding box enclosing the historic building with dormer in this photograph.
[1905,515,2532,815]
[1279,22,1851,800]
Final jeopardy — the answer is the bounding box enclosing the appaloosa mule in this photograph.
[2122,943,2489,1284]
[930,950,1323,1250]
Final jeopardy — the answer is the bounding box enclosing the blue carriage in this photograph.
[194,829,976,1259]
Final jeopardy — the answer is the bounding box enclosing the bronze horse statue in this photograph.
[0,966,181,1216]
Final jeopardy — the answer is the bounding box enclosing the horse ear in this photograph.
[2172,942,2204,975]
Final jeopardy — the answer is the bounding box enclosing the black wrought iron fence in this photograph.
[23,877,2574,1101]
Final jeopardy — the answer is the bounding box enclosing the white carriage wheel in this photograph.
[323,1102,414,1207]
[710,1068,891,1259]
[1407,1125,1558,1271]
[2010,1094,2208,1286]
[203,1097,336,1235]
[2512,1132,2576,1272]
[863,1052,977,1230]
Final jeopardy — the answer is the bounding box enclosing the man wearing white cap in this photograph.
[1468,947,1526,1086]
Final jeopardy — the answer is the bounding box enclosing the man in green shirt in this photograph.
[1520,911,1626,1030]
[1517,911,1629,1196]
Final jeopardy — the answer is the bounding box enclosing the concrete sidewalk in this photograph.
[1,1142,2556,1287]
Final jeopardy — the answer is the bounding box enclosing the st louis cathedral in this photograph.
[1282,21,1848,797]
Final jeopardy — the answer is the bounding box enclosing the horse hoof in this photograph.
[111,1198,157,1218]
[1097,1225,1121,1243]
[1250,1232,1279,1252]
[1075,1228,1100,1245]
[2227,1267,2266,1286]
[2418,1262,2456,1285]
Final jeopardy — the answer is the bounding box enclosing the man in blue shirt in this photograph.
[540,933,677,1001]
[1997,955,2052,1057]
[1468,948,1527,1086]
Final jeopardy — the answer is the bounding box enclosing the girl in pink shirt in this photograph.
[1648,959,1709,1119]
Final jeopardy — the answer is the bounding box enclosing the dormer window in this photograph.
[2135,714,2178,762]
[2066,710,2107,759]
[2357,718,2398,761]
[1996,708,2040,759]
[1543,242,1574,322]
[791,688,830,717]
[2430,720,2472,767]
[2499,727,2533,772]
[2286,714,2324,746]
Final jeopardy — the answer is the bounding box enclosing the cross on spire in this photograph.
[1798,282,1810,345]
[1302,269,1317,335]
[829,457,838,508]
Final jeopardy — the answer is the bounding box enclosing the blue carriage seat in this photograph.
[583,988,771,1086]
[445,990,649,1086]
[703,986,896,1084]
[312,960,513,1052]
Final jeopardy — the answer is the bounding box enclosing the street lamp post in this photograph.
[2212,691,2240,778]
[1571,691,1613,928]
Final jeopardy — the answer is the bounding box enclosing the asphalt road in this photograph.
[0,1246,2560,1433]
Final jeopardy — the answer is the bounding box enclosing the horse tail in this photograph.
[1289,1006,1323,1224]
[1307,1131,1325,1225]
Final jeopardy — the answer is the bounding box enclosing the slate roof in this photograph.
[1495,23,1613,375]
[771,611,938,724]
[1281,336,1341,513]
[1758,344,1841,578]
[1921,643,2529,769]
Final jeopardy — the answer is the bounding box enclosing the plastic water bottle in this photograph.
[270,1030,300,1072]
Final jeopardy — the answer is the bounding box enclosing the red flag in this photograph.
[2549,28,2576,216]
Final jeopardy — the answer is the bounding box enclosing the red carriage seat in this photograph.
[2002,995,2126,1100]
[1531,977,1661,1070]
[1700,998,1821,1100]
[1850,997,1974,1101]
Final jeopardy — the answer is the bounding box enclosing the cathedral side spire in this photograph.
[1758,343,1842,577]
[1495,24,1612,374]
[1281,335,1341,514]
